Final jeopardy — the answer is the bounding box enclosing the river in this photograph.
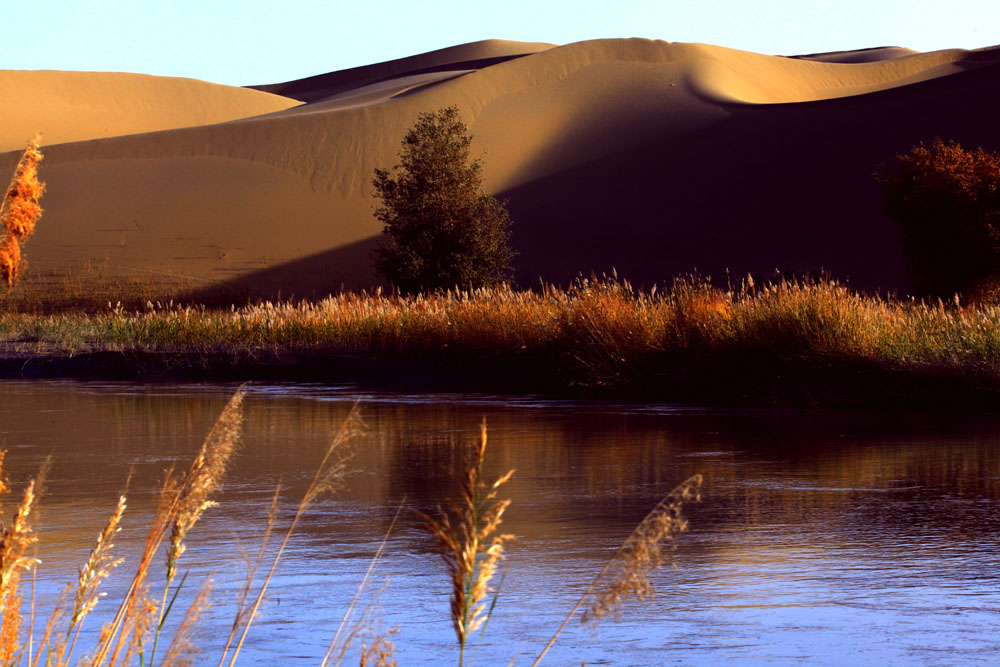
[1,380,998,665]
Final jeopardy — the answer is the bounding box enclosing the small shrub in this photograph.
[372,107,514,294]
[877,138,1000,302]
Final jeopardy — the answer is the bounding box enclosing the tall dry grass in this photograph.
[0,136,45,288]
[5,276,1000,403]
[0,395,705,664]
[221,404,360,666]
[416,422,514,667]
[531,474,703,666]
[0,389,244,667]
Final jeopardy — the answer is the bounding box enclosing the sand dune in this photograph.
[3,38,1000,304]
[0,71,300,152]
[251,39,554,103]
[791,46,920,63]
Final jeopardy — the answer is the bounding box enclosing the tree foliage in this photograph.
[877,138,1000,301]
[372,106,514,293]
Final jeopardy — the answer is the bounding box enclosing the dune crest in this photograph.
[0,71,300,151]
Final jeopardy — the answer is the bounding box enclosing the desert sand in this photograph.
[2,38,1000,302]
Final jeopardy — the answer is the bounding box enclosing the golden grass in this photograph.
[532,474,703,666]
[416,422,514,666]
[5,276,1000,403]
[221,404,361,667]
[0,396,707,665]
[583,473,702,624]
[0,136,44,288]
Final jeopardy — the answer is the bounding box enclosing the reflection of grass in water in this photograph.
[5,276,1000,402]
[0,392,701,665]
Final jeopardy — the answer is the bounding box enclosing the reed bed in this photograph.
[4,277,1000,402]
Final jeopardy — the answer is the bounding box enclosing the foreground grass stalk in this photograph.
[216,485,281,667]
[0,456,49,666]
[160,577,212,666]
[531,474,702,666]
[321,499,406,667]
[90,388,244,666]
[417,422,514,667]
[222,404,361,667]
[62,493,127,664]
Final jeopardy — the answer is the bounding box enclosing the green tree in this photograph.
[372,106,514,293]
[877,138,1000,302]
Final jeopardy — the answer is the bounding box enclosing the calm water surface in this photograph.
[1,379,999,665]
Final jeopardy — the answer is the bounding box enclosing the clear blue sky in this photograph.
[4,0,997,86]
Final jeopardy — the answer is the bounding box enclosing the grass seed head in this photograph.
[583,473,702,625]
[71,494,127,628]
[417,421,514,652]
[167,389,245,582]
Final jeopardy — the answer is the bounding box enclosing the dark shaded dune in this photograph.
[250,39,553,102]
[790,46,918,63]
[505,59,1000,292]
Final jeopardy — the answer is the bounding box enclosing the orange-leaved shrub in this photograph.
[0,135,45,287]
[877,138,1000,302]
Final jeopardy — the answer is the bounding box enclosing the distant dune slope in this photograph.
[0,71,300,151]
[3,38,1000,303]
[790,46,920,63]
[250,39,555,102]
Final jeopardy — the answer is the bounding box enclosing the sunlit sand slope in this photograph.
[0,71,300,151]
[3,38,1000,302]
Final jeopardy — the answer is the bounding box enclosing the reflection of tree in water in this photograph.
[376,404,1000,551]
[7,383,1000,562]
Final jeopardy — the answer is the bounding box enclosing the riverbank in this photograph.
[3,278,1000,407]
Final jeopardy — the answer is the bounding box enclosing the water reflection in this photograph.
[0,379,998,664]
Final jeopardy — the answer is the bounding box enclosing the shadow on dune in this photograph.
[504,59,1000,292]
[183,236,385,304]
[252,53,538,103]
[190,55,1000,301]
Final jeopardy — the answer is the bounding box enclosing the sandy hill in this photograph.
[0,71,300,152]
[2,38,1000,305]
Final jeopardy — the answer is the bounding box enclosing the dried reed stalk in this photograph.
[321,499,405,667]
[92,388,245,667]
[30,584,68,667]
[0,135,45,287]
[62,494,127,663]
[0,457,48,665]
[160,577,212,667]
[359,631,398,667]
[416,421,514,667]
[221,403,361,667]
[167,390,244,583]
[217,484,280,665]
[531,474,702,666]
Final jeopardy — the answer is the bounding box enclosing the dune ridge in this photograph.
[3,38,1000,303]
[251,39,555,102]
[29,40,997,191]
[0,71,300,152]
